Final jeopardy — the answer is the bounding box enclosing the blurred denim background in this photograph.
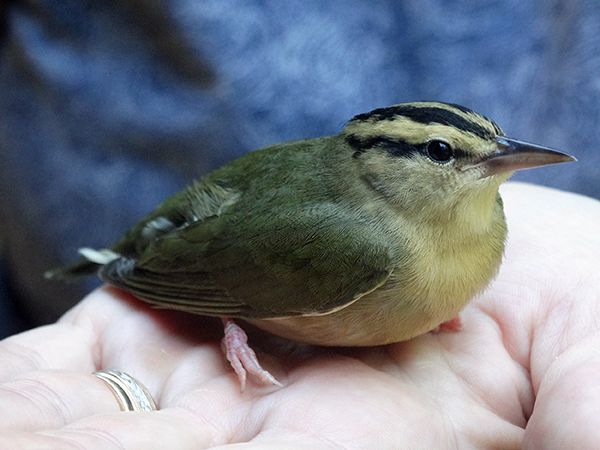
[1,0,598,338]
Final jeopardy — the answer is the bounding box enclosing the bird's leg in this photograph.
[221,318,282,391]
[431,314,463,334]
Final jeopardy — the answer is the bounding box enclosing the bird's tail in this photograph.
[45,248,120,281]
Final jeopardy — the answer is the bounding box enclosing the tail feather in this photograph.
[45,247,120,281]
[44,258,101,280]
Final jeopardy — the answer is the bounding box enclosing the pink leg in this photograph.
[431,314,463,334]
[221,318,282,391]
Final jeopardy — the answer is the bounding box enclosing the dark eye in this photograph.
[426,140,454,163]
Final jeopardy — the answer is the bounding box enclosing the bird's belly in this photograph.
[246,244,503,346]
[247,294,460,347]
[245,305,433,347]
[245,284,468,347]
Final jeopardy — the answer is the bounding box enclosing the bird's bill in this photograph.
[464,136,577,179]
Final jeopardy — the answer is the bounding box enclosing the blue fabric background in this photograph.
[1,0,598,337]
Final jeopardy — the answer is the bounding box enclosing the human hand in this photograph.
[1,182,598,449]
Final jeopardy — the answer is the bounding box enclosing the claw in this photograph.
[431,314,463,334]
[221,318,283,391]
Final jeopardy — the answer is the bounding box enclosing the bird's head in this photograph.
[341,102,575,229]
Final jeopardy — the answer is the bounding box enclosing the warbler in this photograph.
[47,102,575,389]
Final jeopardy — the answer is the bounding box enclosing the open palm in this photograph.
[2,182,599,449]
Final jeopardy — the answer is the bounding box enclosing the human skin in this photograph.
[0,182,599,449]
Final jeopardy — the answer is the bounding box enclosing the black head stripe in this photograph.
[348,133,468,160]
[351,103,497,141]
[348,134,417,159]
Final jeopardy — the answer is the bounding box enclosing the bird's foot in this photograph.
[221,318,283,391]
[431,315,463,334]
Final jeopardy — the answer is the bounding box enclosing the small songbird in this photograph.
[46,102,575,389]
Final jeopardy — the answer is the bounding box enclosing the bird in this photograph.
[46,101,576,390]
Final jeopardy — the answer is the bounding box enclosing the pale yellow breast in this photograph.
[248,197,507,347]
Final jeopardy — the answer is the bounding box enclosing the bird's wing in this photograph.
[98,195,395,319]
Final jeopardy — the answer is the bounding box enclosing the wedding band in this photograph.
[94,370,157,411]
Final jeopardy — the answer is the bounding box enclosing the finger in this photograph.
[210,443,330,450]
[0,324,97,382]
[497,184,600,448]
[0,410,221,450]
[0,288,130,382]
[209,441,333,450]
[0,370,121,431]
[523,336,600,449]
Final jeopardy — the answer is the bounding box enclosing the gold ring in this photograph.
[94,370,157,411]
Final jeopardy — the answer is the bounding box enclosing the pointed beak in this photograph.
[464,136,577,179]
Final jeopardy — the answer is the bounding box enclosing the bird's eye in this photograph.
[426,140,454,163]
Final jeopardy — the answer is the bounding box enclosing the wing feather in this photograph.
[97,180,396,319]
